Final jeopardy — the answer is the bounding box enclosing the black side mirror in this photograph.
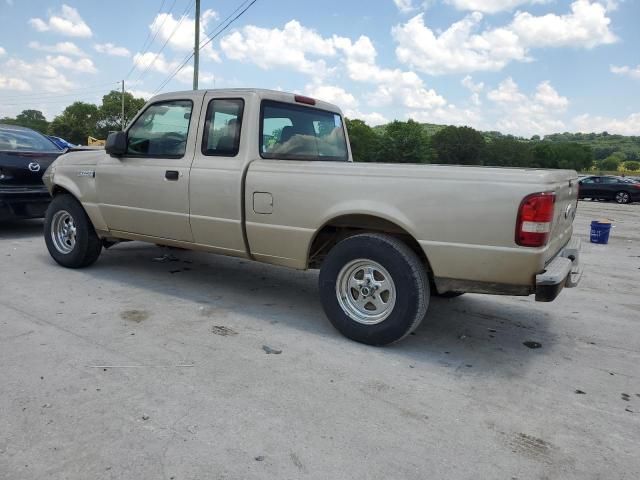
[105,131,127,156]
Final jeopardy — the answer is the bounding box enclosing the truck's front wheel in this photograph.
[44,194,102,268]
[319,233,429,346]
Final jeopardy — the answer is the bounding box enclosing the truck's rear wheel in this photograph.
[319,233,429,346]
[44,194,102,268]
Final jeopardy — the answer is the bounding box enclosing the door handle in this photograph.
[165,170,179,181]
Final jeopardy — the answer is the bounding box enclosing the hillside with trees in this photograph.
[350,119,640,173]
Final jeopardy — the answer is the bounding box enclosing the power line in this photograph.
[133,0,195,84]
[153,0,260,94]
[123,0,177,81]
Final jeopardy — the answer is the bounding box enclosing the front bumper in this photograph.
[0,186,51,220]
[535,237,582,302]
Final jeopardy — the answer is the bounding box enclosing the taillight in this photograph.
[516,192,556,247]
[632,184,640,189]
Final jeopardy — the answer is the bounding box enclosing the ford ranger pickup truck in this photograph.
[42,89,582,345]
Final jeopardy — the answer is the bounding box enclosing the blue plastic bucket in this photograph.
[590,221,612,244]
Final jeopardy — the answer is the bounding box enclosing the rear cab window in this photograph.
[260,100,348,161]
[201,98,244,157]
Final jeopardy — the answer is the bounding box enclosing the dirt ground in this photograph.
[1,200,639,479]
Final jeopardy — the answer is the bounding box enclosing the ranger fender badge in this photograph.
[78,170,95,178]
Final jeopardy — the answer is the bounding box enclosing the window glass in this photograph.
[260,101,348,161]
[127,100,192,157]
[0,127,61,152]
[601,177,618,184]
[202,99,244,156]
[581,178,595,184]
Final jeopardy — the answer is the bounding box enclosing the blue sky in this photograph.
[0,0,639,136]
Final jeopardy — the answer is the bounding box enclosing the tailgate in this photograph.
[544,174,579,264]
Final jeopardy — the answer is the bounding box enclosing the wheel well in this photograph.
[307,214,432,274]
[52,185,72,196]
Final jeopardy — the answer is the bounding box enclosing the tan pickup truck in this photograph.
[42,88,582,345]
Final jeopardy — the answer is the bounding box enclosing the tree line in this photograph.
[2,93,639,172]
[1,90,146,145]
[346,119,640,172]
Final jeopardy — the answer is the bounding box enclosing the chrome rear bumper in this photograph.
[535,237,582,302]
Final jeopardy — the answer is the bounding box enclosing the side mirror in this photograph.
[105,131,127,156]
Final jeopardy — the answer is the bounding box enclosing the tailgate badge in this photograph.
[28,162,41,172]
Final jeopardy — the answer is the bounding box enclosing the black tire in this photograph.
[434,291,464,298]
[318,233,429,346]
[615,191,630,204]
[44,194,102,268]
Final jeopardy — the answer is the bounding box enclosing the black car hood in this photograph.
[0,150,62,188]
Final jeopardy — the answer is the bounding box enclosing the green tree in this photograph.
[48,102,100,145]
[599,155,621,172]
[345,118,382,162]
[481,138,533,167]
[1,109,49,133]
[431,125,485,165]
[95,90,147,138]
[377,120,433,163]
[623,160,640,171]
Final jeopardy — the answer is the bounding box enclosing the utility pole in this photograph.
[121,80,125,130]
[193,0,200,90]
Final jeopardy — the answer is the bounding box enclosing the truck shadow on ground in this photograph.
[44,242,555,374]
[0,219,43,240]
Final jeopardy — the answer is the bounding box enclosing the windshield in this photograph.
[0,127,61,152]
[260,100,348,161]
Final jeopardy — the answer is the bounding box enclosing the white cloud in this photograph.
[305,84,358,110]
[132,51,214,85]
[572,113,640,135]
[408,105,482,126]
[611,64,640,80]
[348,110,389,126]
[393,1,617,75]
[335,35,446,110]
[3,57,75,92]
[0,74,31,91]
[28,41,85,57]
[45,55,97,74]
[0,46,5,56]
[149,9,220,61]
[446,0,548,14]
[94,42,131,57]
[487,77,568,135]
[29,4,92,38]
[220,20,336,75]
[461,75,484,105]
[393,0,416,13]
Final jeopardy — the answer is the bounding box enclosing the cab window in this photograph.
[201,99,244,156]
[260,100,348,161]
[126,100,192,158]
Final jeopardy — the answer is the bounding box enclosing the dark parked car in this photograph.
[0,124,63,221]
[578,175,640,204]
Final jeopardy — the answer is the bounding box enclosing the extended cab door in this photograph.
[96,96,201,241]
[188,93,249,256]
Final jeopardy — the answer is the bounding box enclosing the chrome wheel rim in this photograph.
[616,192,629,204]
[336,259,396,325]
[51,210,77,254]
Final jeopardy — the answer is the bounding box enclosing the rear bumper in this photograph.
[535,237,582,302]
[0,186,51,220]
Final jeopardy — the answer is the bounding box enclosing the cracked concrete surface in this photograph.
[1,201,639,479]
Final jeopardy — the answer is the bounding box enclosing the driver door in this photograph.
[96,96,202,241]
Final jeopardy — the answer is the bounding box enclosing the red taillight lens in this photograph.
[632,184,640,189]
[516,192,556,247]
